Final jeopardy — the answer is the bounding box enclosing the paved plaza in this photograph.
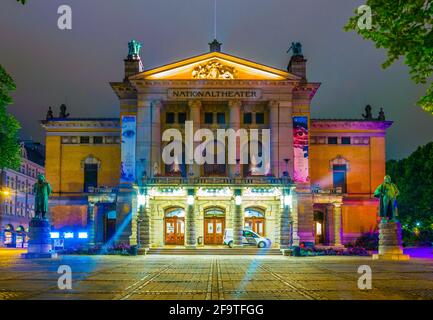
[1,248,433,300]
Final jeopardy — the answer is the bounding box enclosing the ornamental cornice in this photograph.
[41,119,120,129]
[130,79,297,89]
[311,120,393,131]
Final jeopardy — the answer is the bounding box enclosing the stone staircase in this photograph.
[147,247,282,255]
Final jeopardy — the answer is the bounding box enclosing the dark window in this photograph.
[217,112,225,124]
[333,164,347,193]
[178,112,187,124]
[243,113,252,124]
[255,113,265,124]
[93,136,103,144]
[166,112,175,124]
[204,112,214,124]
[341,137,351,145]
[80,136,90,144]
[84,164,98,192]
[327,137,338,144]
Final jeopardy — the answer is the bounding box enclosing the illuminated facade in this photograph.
[0,142,45,247]
[42,41,392,252]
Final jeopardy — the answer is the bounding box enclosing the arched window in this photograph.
[244,208,265,218]
[204,207,225,217]
[165,207,185,218]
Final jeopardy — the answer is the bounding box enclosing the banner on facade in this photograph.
[120,115,136,183]
[293,116,309,183]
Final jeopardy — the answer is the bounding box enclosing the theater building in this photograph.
[42,40,392,252]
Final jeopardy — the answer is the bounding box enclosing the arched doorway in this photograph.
[204,207,225,245]
[244,208,265,236]
[15,225,26,248]
[314,211,325,244]
[3,224,14,247]
[164,207,185,245]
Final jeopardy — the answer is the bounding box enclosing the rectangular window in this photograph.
[341,137,351,145]
[333,164,347,193]
[93,136,103,144]
[243,113,252,124]
[178,112,187,124]
[255,113,265,124]
[80,136,90,144]
[84,164,98,192]
[166,112,175,124]
[217,112,225,124]
[204,112,214,124]
[327,137,338,144]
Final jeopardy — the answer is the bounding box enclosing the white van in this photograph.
[223,228,272,248]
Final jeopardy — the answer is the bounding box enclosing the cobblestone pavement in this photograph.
[1,248,433,300]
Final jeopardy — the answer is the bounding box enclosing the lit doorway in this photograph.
[164,208,185,245]
[244,208,265,236]
[314,211,325,244]
[204,207,225,245]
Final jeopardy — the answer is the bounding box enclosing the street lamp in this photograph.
[187,195,195,206]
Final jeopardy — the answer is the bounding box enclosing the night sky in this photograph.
[1,0,432,160]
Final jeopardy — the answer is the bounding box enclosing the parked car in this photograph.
[223,228,272,248]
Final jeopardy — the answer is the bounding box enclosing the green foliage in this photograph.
[16,0,26,4]
[386,142,433,224]
[0,65,21,170]
[345,1,433,113]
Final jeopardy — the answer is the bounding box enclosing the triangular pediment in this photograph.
[130,52,299,81]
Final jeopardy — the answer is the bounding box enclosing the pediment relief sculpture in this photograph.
[192,59,238,79]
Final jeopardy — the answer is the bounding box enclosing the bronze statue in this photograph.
[128,39,142,59]
[362,104,373,120]
[374,175,399,223]
[288,42,303,56]
[378,108,385,121]
[46,106,54,120]
[33,174,52,219]
[59,104,70,118]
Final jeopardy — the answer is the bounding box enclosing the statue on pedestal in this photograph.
[374,175,399,223]
[127,39,142,59]
[362,105,373,120]
[34,174,52,219]
[22,174,56,259]
[372,175,409,261]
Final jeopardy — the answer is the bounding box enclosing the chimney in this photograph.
[124,39,144,81]
[287,42,307,82]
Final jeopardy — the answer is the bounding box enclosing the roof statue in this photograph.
[362,105,373,120]
[288,42,303,56]
[127,39,142,59]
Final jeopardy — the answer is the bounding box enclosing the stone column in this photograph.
[185,189,196,248]
[188,100,201,177]
[325,204,335,246]
[136,99,152,179]
[228,100,241,177]
[137,195,150,254]
[151,100,162,176]
[290,190,300,246]
[280,190,291,250]
[333,203,343,246]
[269,101,280,177]
[233,189,243,247]
[87,202,96,246]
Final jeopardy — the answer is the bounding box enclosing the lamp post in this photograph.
[186,189,196,248]
[280,188,291,255]
[233,189,243,247]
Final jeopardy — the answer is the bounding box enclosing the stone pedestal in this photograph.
[21,218,57,259]
[372,221,409,261]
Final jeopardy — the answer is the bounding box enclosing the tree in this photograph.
[16,0,26,4]
[345,1,433,113]
[386,142,433,223]
[0,66,21,170]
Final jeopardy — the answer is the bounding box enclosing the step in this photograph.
[147,248,282,255]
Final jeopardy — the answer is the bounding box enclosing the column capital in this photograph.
[228,100,242,109]
[151,100,163,108]
[268,100,279,108]
[188,100,202,108]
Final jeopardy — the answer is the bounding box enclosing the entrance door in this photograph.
[314,211,325,244]
[165,217,185,245]
[204,217,225,245]
[244,217,265,236]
